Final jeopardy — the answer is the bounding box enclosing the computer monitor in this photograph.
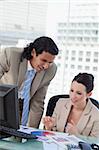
[0,84,19,137]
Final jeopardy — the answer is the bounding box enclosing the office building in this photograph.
[0,0,98,101]
[46,0,99,102]
[0,0,48,46]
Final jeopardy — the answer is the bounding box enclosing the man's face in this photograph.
[30,49,55,72]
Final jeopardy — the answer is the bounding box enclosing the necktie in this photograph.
[21,69,36,126]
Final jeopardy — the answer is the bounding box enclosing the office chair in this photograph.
[90,97,99,109]
[46,94,99,116]
[46,94,69,116]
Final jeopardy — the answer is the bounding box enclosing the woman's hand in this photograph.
[65,120,79,135]
[42,116,55,130]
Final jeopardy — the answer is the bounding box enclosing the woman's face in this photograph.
[69,81,91,106]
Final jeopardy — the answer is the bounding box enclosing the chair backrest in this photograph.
[46,94,69,116]
[46,94,99,116]
[90,98,99,109]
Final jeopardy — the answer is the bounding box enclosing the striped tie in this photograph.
[21,69,36,126]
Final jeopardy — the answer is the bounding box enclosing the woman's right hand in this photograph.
[42,116,55,130]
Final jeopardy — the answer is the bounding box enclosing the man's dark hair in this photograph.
[72,73,94,93]
[21,36,59,61]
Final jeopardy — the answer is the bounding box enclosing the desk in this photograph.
[0,138,64,150]
[0,134,99,150]
[78,135,99,144]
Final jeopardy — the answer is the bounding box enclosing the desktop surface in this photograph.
[0,134,99,150]
[0,139,61,150]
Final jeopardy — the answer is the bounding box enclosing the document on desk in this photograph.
[18,125,84,149]
[18,125,55,136]
[46,133,84,149]
[18,125,35,134]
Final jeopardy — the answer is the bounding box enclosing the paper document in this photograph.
[46,133,83,149]
[18,125,84,149]
[18,125,36,134]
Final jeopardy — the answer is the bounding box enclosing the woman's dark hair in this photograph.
[72,73,94,93]
[21,36,59,61]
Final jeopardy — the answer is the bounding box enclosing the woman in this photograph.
[43,73,99,137]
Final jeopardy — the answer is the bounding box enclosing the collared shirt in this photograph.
[18,61,36,99]
[27,61,36,72]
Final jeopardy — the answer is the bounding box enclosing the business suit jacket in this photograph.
[52,98,99,137]
[0,47,57,128]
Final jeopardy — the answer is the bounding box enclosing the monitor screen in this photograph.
[0,84,19,130]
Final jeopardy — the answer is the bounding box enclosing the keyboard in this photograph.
[0,126,37,139]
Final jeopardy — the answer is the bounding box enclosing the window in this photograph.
[93,59,98,63]
[71,57,75,61]
[0,0,99,102]
[86,58,90,62]
[86,51,91,57]
[71,64,75,69]
[71,50,76,55]
[79,51,83,55]
[93,67,98,71]
[78,57,83,62]
[85,66,90,70]
[94,52,99,57]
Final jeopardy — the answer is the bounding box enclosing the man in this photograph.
[0,36,59,128]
